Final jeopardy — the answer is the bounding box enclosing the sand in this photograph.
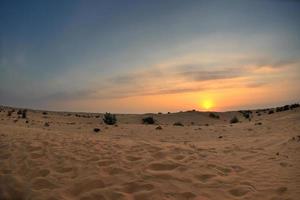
[0,106,299,200]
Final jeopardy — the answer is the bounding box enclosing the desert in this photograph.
[0,104,299,200]
[1,1,300,199]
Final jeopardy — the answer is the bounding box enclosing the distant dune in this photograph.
[0,104,299,200]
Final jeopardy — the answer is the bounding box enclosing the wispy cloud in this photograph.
[77,56,299,99]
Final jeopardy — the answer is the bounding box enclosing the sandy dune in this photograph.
[0,106,299,200]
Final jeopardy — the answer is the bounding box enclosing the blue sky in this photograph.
[1,0,300,113]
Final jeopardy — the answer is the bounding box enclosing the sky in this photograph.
[1,0,300,113]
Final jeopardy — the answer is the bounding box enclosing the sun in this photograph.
[201,99,214,110]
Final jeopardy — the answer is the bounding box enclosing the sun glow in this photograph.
[201,99,214,110]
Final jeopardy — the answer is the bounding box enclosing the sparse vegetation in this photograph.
[142,116,155,124]
[230,116,239,124]
[93,128,100,132]
[7,110,12,117]
[44,122,50,127]
[290,103,300,109]
[268,110,274,114]
[275,103,299,112]
[239,110,251,119]
[156,126,162,130]
[42,111,48,115]
[173,122,184,126]
[209,112,220,119]
[103,112,117,125]
[21,109,27,119]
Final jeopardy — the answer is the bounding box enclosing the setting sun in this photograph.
[201,99,214,110]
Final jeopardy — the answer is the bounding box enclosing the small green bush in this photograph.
[209,112,220,119]
[7,110,12,116]
[93,128,100,132]
[142,116,155,124]
[290,103,299,109]
[230,116,239,124]
[22,110,27,119]
[173,122,184,126]
[103,112,117,125]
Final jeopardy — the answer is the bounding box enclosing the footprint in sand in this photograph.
[231,165,245,172]
[0,175,27,200]
[77,191,106,200]
[27,144,42,152]
[30,152,44,159]
[214,166,232,176]
[228,184,255,197]
[0,153,10,160]
[68,178,106,196]
[88,156,101,162]
[126,155,142,162]
[195,174,216,182]
[172,155,186,160]
[148,162,179,171]
[31,177,57,190]
[122,181,155,194]
[31,168,50,178]
[105,167,127,175]
[151,151,167,159]
[174,192,197,200]
[54,166,73,173]
[97,160,114,167]
[276,186,287,195]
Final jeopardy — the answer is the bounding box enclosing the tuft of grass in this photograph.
[93,128,100,132]
[7,110,12,117]
[239,110,251,119]
[173,122,184,126]
[155,126,162,130]
[230,116,239,124]
[142,116,155,124]
[21,109,27,119]
[268,110,274,114]
[209,112,220,119]
[290,103,300,109]
[103,112,117,125]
